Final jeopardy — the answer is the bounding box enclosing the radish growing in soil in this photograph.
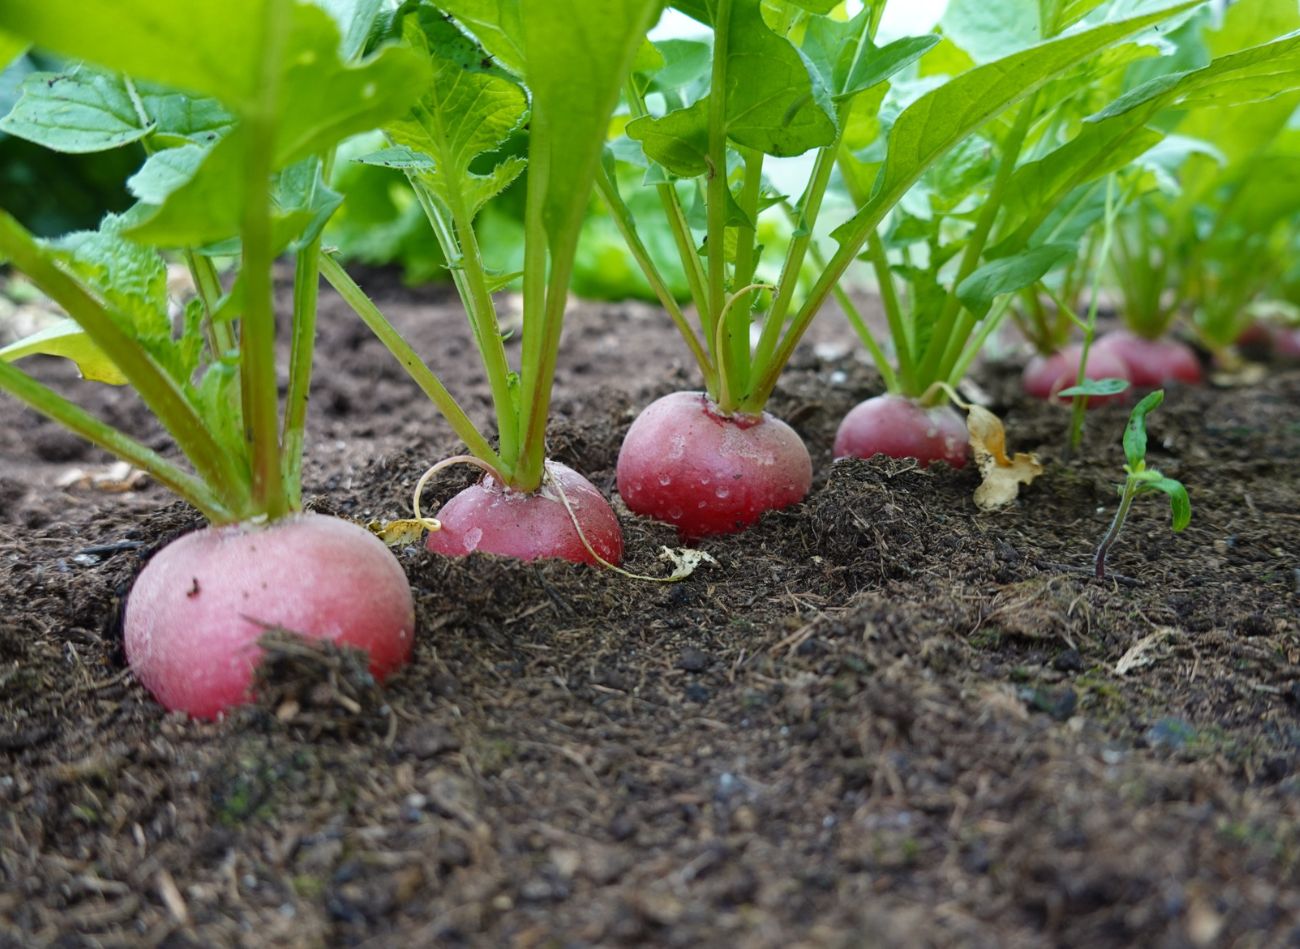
[323,0,660,563]
[1091,330,1202,387]
[603,3,1201,496]
[600,4,1193,531]
[618,391,811,538]
[0,0,426,717]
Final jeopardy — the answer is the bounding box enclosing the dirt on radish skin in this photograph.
[124,513,415,720]
[426,461,623,566]
[1023,343,1132,405]
[833,393,969,468]
[1092,330,1203,387]
[616,390,812,539]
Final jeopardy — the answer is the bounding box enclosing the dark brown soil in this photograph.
[2,272,1299,948]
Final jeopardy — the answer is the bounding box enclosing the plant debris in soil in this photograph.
[2,276,1299,947]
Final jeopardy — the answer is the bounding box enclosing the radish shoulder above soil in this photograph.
[617,391,812,539]
[124,513,415,720]
[1023,343,1132,405]
[426,461,623,566]
[1092,330,1203,387]
[833,393,969,468]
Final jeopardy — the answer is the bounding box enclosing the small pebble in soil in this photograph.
[677,647,711,672]
[1145,717,1197,751]
[1053,648,1084,673]
[1018,685,1078,721]
[684,682,711,703]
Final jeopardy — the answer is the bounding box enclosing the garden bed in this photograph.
[2,278,1298,946]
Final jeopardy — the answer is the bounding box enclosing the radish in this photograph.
[1092,330,1202,387]
[833,393,969,468]
[125,514,415,720]
[1023,343,1132,405]
[426,461,623,565]
[617,391,812,539]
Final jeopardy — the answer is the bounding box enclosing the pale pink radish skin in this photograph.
[1023,343,1133,406]
[125,513,415,720]
[1272,326,1300,361]
[1092,329,1202,387]
[617,390,812,539]
[833,393,969,468]
[426,461,623,566]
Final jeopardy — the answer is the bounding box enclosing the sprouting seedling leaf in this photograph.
[1123,388,1164,468]
[966,404,1044,510]
[1138,476,1191,531]
[1058,378,1132,398]
[1095,389,1191,579]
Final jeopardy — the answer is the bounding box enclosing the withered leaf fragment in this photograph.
[966,405,1042,510]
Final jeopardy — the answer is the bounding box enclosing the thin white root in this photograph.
[411,454,503,523]
[546,465,717,583]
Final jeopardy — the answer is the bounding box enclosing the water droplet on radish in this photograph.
[464,527,483,552]
[668,507,683,520]
[715,486,730,499]
[658,474,672,486]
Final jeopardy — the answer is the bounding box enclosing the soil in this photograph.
[2,271,1299,948]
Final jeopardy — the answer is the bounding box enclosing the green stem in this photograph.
[945,295,1013,388]
[239,0,290,520]
[749,142,839,398]
[422,171,519,465]
[0,361,231,521]
[723,146,764,401]
[185,250,235,354]
[706,0,735,410]
[625,81,711,329]
[318,253,503,470]
[595,165,713,381]
[0,210,249,517]
[916,93,1039,386]
[1094,477,1137,579]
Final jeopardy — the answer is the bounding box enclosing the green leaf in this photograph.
[803,13,940,102]
[994,113,1165,249]
[0,1,429,161]
[520,0,665,273]
[1144,476,1191,531]
[626,99,710,177]
[957,243,1078,315]
[832,2,1202,249]
[353,145,436,169]
[384,9,529,222]
[0,66,154,153]
[1091,32,1300,122]
[1058,378,1132,397]
[722,0,836,156]
[1123,388,1165,468]
[435,0,527,75]
[0,319,127,384]
[942,0,1042,65]
[0,0,274,107]
[309,0,386,60]
[629,0,836,172]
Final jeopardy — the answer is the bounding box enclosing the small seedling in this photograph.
[1093,390,1191,580]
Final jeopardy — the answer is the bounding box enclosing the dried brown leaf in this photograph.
[967,405,1042,511]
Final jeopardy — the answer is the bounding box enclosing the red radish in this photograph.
[125,513,415,720]
[1272,326,1300,361]
[1092,330,1202,387]
[833,394,969,468]
[617,391,812,539]
[1023,343,1132,405]
[426,461,622,566]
